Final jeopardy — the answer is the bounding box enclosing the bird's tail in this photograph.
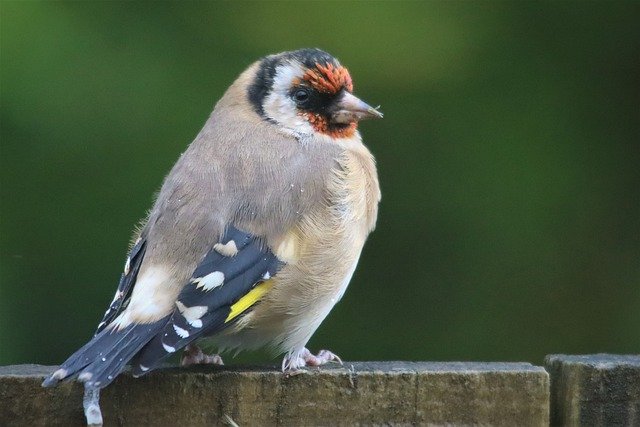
[42,318,168,389]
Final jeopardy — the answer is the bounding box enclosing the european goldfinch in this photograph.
[43,48,382,424]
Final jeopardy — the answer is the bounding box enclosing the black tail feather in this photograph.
[42,318,168,389]
[130,308,233,377]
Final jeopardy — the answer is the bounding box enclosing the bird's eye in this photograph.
[293,89,310,104]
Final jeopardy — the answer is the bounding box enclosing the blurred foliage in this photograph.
[1,1,639,367]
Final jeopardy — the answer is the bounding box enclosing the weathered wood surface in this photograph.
[0,361,549,426]
[546,354,640,426]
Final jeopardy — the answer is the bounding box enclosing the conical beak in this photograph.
[331,92,384,124]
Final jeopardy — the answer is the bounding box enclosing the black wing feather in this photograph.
[95,237,146,335]
[44,226,282,388]
[42,317,168,388]
[131,226,283,375]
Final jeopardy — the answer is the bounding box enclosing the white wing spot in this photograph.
[192,271,225,291]
[173,324,189,338]
[262,271,271,280]
[162,343,176,353]
[51,368,68,380]
[78,372,93,382]
[109,290,124,306]
[175,301,207,328]
[139,365,149,372]
[124,257,131,275]
[213,240,238,257]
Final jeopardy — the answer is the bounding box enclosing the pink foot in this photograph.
[181,344,224,366]
[281,347,343,373]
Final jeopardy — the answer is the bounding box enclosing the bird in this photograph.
[42,48,382,424]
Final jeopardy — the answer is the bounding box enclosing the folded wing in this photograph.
[131,225,283,376]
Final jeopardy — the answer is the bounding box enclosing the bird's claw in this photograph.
[281,347,343,374]
[180,344,224,366]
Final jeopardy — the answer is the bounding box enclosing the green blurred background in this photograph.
[1,1,639,367]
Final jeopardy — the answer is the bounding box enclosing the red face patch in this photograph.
[303,112,357,139]
[303,63,353,94]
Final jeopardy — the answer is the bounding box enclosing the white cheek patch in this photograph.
[263,62,315,135]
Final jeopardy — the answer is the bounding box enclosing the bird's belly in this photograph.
[210,147,378,355]
[212,217,366,355]
[213,253,360,354]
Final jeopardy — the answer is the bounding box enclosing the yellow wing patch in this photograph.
[225,279,274,323]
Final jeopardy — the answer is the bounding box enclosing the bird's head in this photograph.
[247,48,383,139]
